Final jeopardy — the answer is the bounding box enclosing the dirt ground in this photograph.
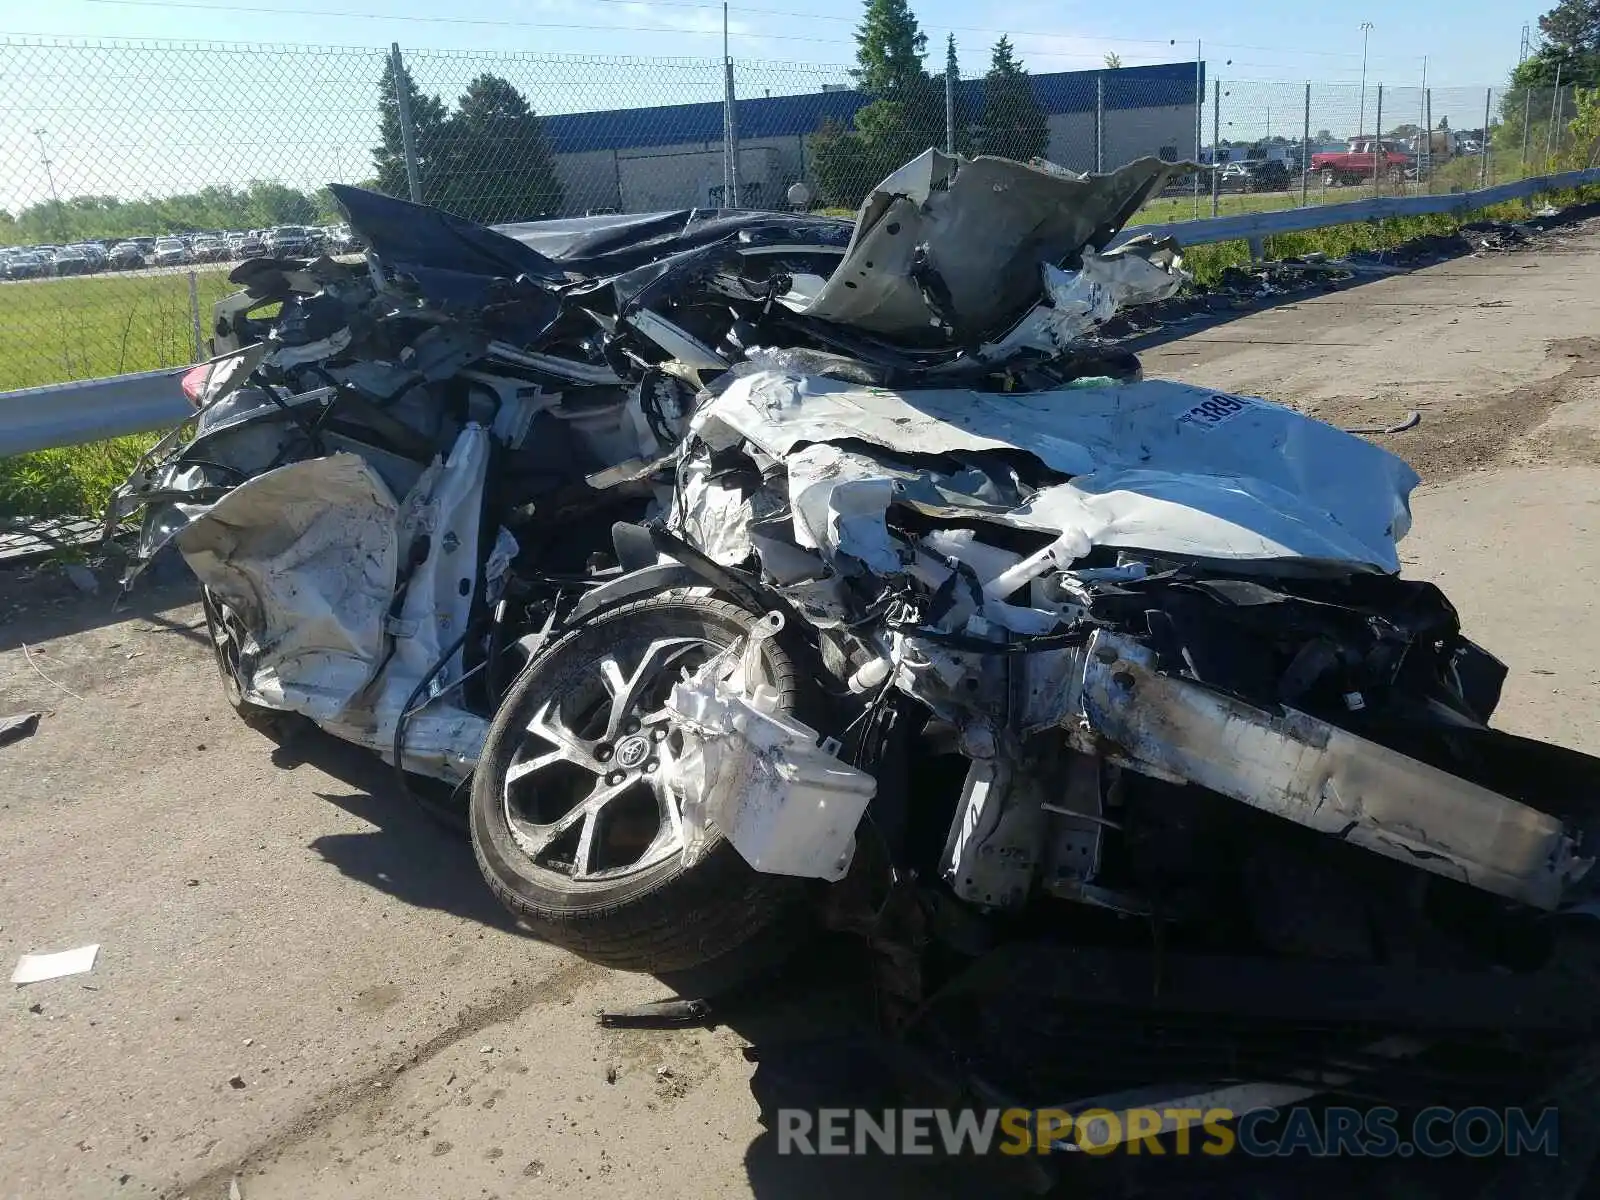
[4,220,1600,1200]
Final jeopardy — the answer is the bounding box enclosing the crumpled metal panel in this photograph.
[696,370,1418,571]
[175,452,400,721]
[794,150,1193,346]
[1077,630,1591,910]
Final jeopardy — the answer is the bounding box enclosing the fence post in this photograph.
[1096,74,1105,172]
[1372,84,1384,194]
[390,43,423,204]
[1210,79,1220,216]
[724,57,741,208]
[1424,89,1433,191]
[945,63,956,154]
[1418,86,1428,190]
[1301,82,1311,206]
[187,270,203,361]
[1521,88,1533,176]
[1481,87,1492,187]
[1193,48,1203,218]
[1542,64,1555,168]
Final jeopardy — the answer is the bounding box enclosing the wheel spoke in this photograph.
[505,747,568,785]
[523,699,602,775]
[506,775,630,870]
[596,638,705,741]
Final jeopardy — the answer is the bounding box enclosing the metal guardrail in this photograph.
[3,167,1598,460]
[0,367,193,457]
[1108,167,1600,252]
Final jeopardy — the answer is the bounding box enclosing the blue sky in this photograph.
[1,0,1535,86]
[0,0,1538,211]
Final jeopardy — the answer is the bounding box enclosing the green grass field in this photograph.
[0,267,237,393]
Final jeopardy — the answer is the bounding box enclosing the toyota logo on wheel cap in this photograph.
[616,735,650,768]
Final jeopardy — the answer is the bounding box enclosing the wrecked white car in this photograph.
[110,150,1600,1126]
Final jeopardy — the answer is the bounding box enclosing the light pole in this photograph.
[1358,23,1374,139]
[33,128,63,242]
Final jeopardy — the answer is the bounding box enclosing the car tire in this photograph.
[470,590,818,973]
[200,586,303,738]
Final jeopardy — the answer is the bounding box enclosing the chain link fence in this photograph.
[0,34,1594,395]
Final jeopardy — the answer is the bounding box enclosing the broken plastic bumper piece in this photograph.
[1076,630,1591,910]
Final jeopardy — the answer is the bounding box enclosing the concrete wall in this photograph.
[1045,104,1199,173]
[551,137,807,215]
[548,101,1198,213]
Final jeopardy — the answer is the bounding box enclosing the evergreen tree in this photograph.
[373,56,449,203]
[436,74,564,223]
[944,34,973,153]
[811,0,941,206]
[976,36,1051,163]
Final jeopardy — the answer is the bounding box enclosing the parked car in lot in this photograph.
[265,225,312,258]
[151,238,189,267]
[233,232,267,259]
[1310,138,1409,185]
[52,245,93,276]
[73,242,108,271]
[108,241,146,270]
[190,235,229,263]
[4,250,51,279]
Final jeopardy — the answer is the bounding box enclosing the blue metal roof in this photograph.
[543,61,1203,155]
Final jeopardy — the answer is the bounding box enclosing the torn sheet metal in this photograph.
[697,370,1418,571]
[1077,630,1590,910]
[176,453,400,721]
[665,653,876,881]
[971,238,1188,363]
[792,150,1193,346]
[319,424,495,782]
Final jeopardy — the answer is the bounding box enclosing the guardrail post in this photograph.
[1302,82,1311,206]
[1373,84,1384,195]
[390,43,423,204]
[187,271,203,361]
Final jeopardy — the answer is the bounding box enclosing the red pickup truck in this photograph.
[1310,138,1410,186]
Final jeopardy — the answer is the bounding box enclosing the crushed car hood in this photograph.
[695,368,1420,571]
[791,150,1193,346]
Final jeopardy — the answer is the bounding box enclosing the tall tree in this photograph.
[436,74,564,223]
[943,33,973,154]
[1104,52,1123,69]
[977,36,1051,164]
[810,0,941,207]
[1540,0,1600,56]
[373,55,449,203]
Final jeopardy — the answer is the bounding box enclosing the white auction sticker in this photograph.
[1178,393,1256,430]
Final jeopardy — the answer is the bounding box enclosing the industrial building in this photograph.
[540,61,1203,214]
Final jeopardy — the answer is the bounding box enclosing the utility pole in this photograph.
[1358,23,1374,139]
[33,128,63,243]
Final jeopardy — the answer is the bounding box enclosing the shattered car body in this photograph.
[111,148,1600,1134]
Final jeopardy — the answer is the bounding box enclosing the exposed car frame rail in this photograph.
[3,167,1597,459]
